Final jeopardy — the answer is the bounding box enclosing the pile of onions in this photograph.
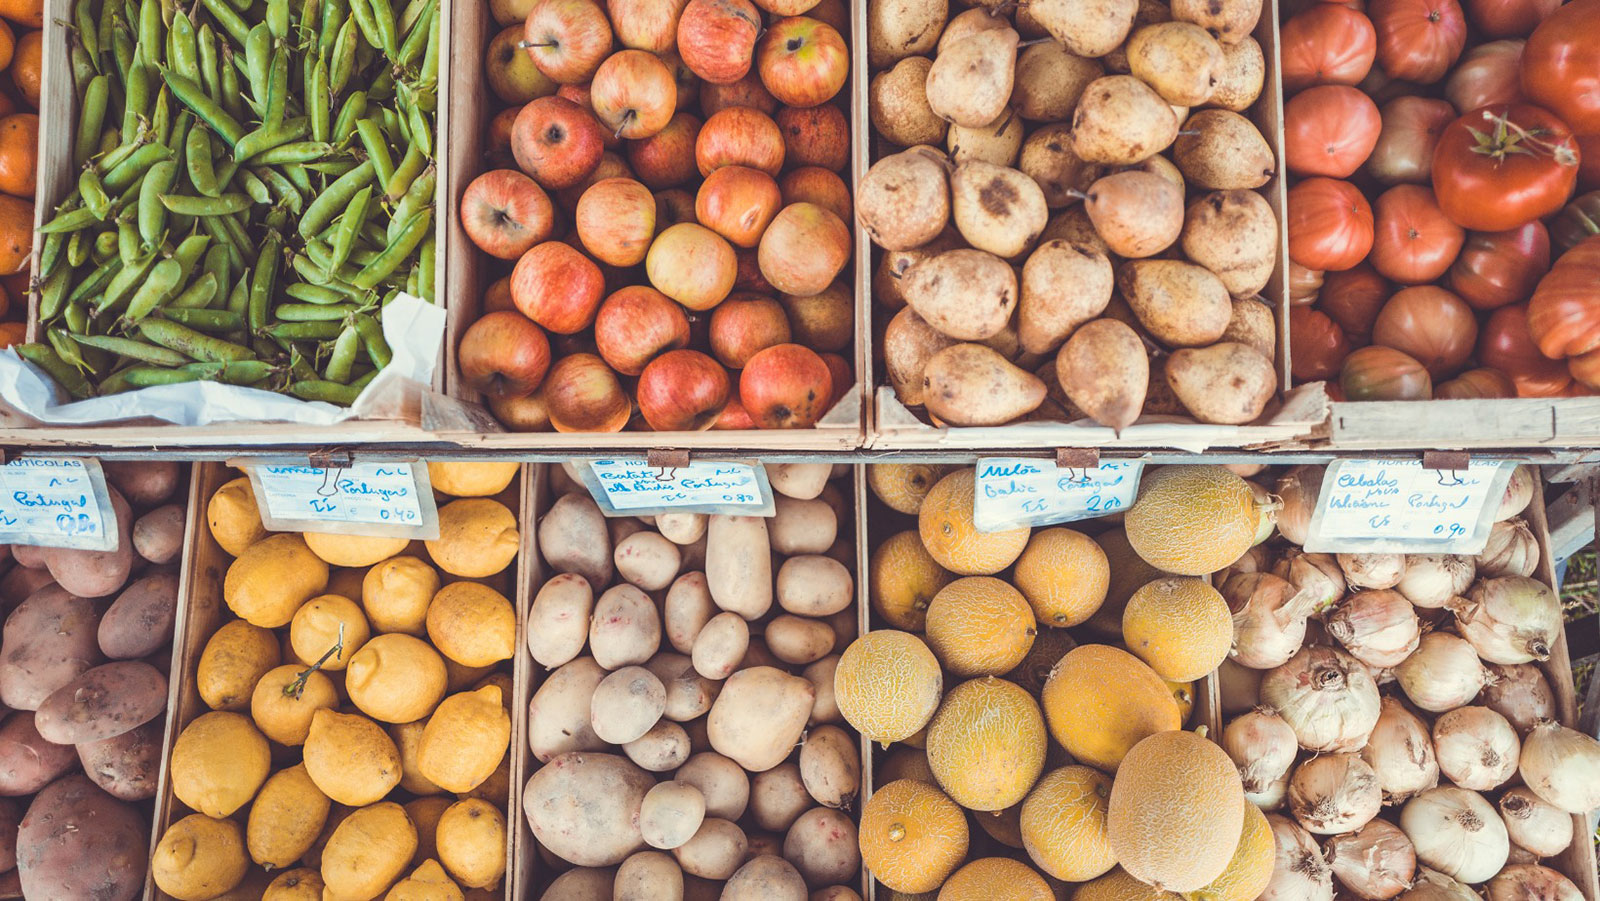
[1401,867,1483,900]
[1218,658,1263,716]
[1288,753,1382,835]
[1485,864,1585,901]
[1519,722,1600,814]
[1477,519,1540,578]
[1325,590,1422,668]
[1496,465,1535,521]
[1262,647,1382,752]
[1261,813,1334,901]
[1339,553,1407,589]
[1275,465,1323,547]
[1226,572,1321,670]
[1325,819,1417,901]
[1496,787,1574,858]
[1275,549,1347,612]
[1394,554,1475,608]
[1431,706,1520,791]
[1394,633,1493,712]
[1361,696,1440,804]
[1479,663,1558,735]
[1222,708,1298,797]
[1219,545,1274,584]
[1452,576,1562,664]
[1400,787,1510,884]
[1249,480,1279,546]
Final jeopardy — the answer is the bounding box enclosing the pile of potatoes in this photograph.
[527,462,863,901]
[864,0,1283,429]
[149,461,524,901]
[0,461,189,901]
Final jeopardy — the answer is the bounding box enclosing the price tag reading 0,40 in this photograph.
[1305,459,1513,554]
[248,462,439,539]
[0,457,115,551]
[973,459,1144,532]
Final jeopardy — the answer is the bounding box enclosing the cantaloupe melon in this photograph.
[936,858,1053,901]
[860,779,970,894]
[1121,577,1232,682]
[970,803,1024,849]
[1165,680,1195,724]
[871,531,954,631]
[835,631,943,745]
[1124,466,1261,576]
[918,471,1030,576]
[870,464,951,514]
[879,747,936,785]
[1186,802,1274,901]
[923,577,1036,677]
[1086,528,1170,641]
[1040,645,1181,772]
[1019,765,1117,882]
[926,677,1047,812]
[1107,730,1246,893]
[1012,528,1110,627]
[1073,869,1183,901]
[1005,627,1077,696]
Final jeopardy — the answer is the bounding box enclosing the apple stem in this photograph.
[614,110,636,139]
[1065,188,1089,201]
[518,40,558,48]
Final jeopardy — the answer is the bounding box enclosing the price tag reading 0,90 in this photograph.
[973,458,1144,532]
[1304,459,1513,554]
[0,457,115,551]
[583,460,774,517]
[248,462,439,539]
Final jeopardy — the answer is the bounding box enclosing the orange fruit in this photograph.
[10,30,38,107]
[0,280,10,318]
[1,270,26,299]
[0,321,24,347]
[0,21,15,73]
[0,193,30,273]
[0,112,36,196]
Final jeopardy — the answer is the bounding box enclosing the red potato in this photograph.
[39,488,134,599]
[33,661,168,745]
[0,584,103,712]
[16,774,148,901]
[0,797,17,870]
[782,807,860,886]
[0,566,52,614]
[131,503,185,565]
[101,461,180,508]
[0,714,78,797]
[77,719,163,801]
[97,571,180,660]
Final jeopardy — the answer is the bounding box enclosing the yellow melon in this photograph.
[1186,802,1274,901]
[1121,577,1232,682]
[971,803,1024,849]
[870,464,950,514]
[1165,680,1195,724]
[926,677,1047,812]
[879,747,936,785]
[923,577,1036,677]
[835,631,943,745]
[1005,627,1076,696]
[859,779,970,894]
[1019,765,1116,882]
[1040,645,1181,772]
[871,530,954,632]
[936,858,1052,901]
[1124,466,1261,576]
[1012,528,1110,627]
[1086,529,1170,641]
[1107,730,1246,893]
[918,470,1030,576]
[1073,869,1183,901]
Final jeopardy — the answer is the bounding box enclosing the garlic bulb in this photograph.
[1519,721,1600,814]
[1325,819,1417,900]
[1400,867,1484,900]
[1432,706,1520,791]
[1394,632,1493,713]
[1395,554,1475,608]
[1222,708,1298,795]
[1275,549,1347,612]
[1325,589,1421,668]
[1287,753,1382,835]
[1218,657,1263,716]
[1485,864,1584,901]
[1496,465,1535,521]
[1361,696,1439,804]
[1400,786,1509,884]
[1275,465,1323,547]
[1226,571,1319,670]
[1480,663,1558,735]
[1478,519,1539,578]
[1339,553,1407,589]
[1262,646,1382,752]
[1452,576,1562,664]
[1497,786,1574,858]
[1260,813,1334,901]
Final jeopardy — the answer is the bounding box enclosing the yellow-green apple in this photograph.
[645,222,738,310]
[512,241,607,333]
[458,311,552,399]
[713,396,756,429]
[512,96,606,188]
[488,387,553,431]
[627,112,701,188]
[708,293,793,367]
[700,71,779,117]
[522,0,613,84]
[775,104,849,170]
[637,349,732,430]
[757,202,851,295]
[655,188,698,226]
[779,165,850,221]
[575,177,658,266]
[695,106,785,176]
[461,169,555,260]
[590,50,679,139]
[609,0,689,52]
[755,17,848,108]
[594,285,693,374]
[545,353,633,432]
[676,0,761,84]
[739,343,834,427]
[781,279,852,351]
[487,24,559,104]
[694,165,782,247]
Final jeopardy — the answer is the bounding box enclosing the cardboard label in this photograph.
[0,457,116,551]
[1304,459,1513,554]
[247,461,439,539]
[974,458,1144,532]
[582,460,774,516]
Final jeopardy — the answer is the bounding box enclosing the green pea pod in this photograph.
[323,323,360,383]
[138,318,254,361]
[387,163,433,242]
[350,366,379,389]
[352,208,429,290]
[162,68,246,147]
[298,158,374,237]
[111,20,135,82]
[225,274,248,317]
[121,61,148,138]
[74,333,191,365]
[280,162,314,194]
[191,360,279,384]
[122,257,182,321]
[196,214,245,271]
[47,328,94,375]
[416,234,435,302]
[117,217,142,264]
[304,236,378,270]
[68,43,96,95]
[276,302,360,321]
[97,136,143,174]
[99,252,157,313]
[406,101,431,157]
[17,344,93,398]
[169,11,197,74]
[354,117,394,186]
[41,230,68,279]
[98,127,121,158]
[231,117,311,162]
[267,320,344,341]
[75,0,102,70]
[329,16,357,95]
[331,89,366,144]
[329,184,372,270]
[383,142,423,202]
[148,87,172,146]
[218,44,245,121]
[38,266,71,323]
[171,234,211,278]
[289,378,361,404]
[285,283,349,304]
[359,220,386,247]
[162,306,242,331]
[137,0,163,64]
[248,230,283,331]
[319,0,348,55]
[165,110,192,162]
[39,206,102,235]
[196,23,219,100]
[138,159,178,247]
[417,3,438,87]
[235,166,271,203]
[69,259,121,306]
[266,0,289,38]
[200,244,230,292]
[396,0,434,67]
[367,0,397,57]
[62,300,92,334]
[291,252,361,295]
[195,0,249,43]
[345,0,381,50]
[264,45,289,129]
[162,191,252,215]
[253,167,304,214]
[185,126,219,196]
[101,142,172,192]
[107,365,195,388]
[350,313,389,368]
[218,211,252,253]
[163,271,220,310]
[308,57,330,143]
[252,141,334,165]
[79,169,113,220]
[90,230,119,263]
[245,23,272,102]
[75,76,110,170]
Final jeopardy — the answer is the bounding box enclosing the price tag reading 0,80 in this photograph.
[0,457,115,551]
[249,462,438,539]
[1305,459,1513,554]
[973,459,1144,532]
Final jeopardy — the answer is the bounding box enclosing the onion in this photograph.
[1219,658,1263,716]
[1395,554,1476,608]
[1507,843,1541,865]
[1339,553,1407,589]
[1223,708,1299,794]
[1519,721,1600,814]
[1497,786,1574,858]
[1262,646,1382,752]
[1275,549,1348,612]
[1362,695,1440,804]
[1480,663,1558,735]
[1248,774,1289,811]
[1400,787,1510,884]
[1325,589,1422,668]
[1394,632,1493,712]
[1288,753,1382,835]
[1325,819,1417,900]
[1432,706,1521,791]
[1450,576,1561,664]
[1248,480,1278,546]
[1217,544,1275,586]
[1401,867,1485,900]
[1261,813,1335,901]
[1478,519,1540,578]
[1276,465,1324,547]
[1485,864,1585,901]
[1496,465,1535,521]
[1226,571,1321,669]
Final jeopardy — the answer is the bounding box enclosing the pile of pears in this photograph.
[864,0,1284,431]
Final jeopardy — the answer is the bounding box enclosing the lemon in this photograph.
[426,582,515,667]
[418,686,511,794]
[289,594,371,671]
[363,556,441,636]
[347,634,448,723]
[303,708,402,806]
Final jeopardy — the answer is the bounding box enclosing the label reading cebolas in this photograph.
[1304,459,1514,555]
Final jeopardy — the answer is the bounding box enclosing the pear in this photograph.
[1012,42,1103,121]
[1210,36,1265,111]
[1070,75,1179,165]
[1027,0,1138,57]
[902,248,1017,340]
[871,58,949,147]
[1040,206,1109,253]
[1120,153,1185,191]
[856,146,951,251]
[1222,296,1276,359]
[1172,110,1274,189]
[1117,259,1232,348]
[937,8,1012,53]
[884,307,959,406]
[925,27,1020,128]
[1018,240,1114,354]
[950,161,1048,258]
[875,227,965,309]
[1166,342,1277,424]
[868,0,949,68]
[1104,0,1176,72]
[1181,189,1277,296]
[1055,318,1149,430]
[922,343,1048,426]
[1172,0,1262,45]
[947,108,1025,167]
[1126,22,1225,106]
[1020,124,1102,207]
[1082,170,1183,258]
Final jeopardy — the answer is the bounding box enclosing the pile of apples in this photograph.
[457,0,857,433]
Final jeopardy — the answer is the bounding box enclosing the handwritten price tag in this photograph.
[0,457,115,551]
[973,458,1144,532]
[582,460,774,517]
[1304,459,1513,554]
[246,462,439,539]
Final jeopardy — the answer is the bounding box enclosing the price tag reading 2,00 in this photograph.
[582,460,775,517]
[973,458,1144,532]
[247,461,439,540]
[1304,459,1513,555]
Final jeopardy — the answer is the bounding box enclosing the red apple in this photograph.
[775,104,848,170]
[819,351,852,411]
[512,241,607,333]
[694,165,782,248]
[733,247,774,292]
[462,169,555,260]
[488,106,521,162]
[750,0,820,16]
[458,311,552,399]
[488,24,558,104]
[780,279,852,351]
[488,386,553,431]
[708,293,792,367]
[758,202,850,296]
[645,222,737,310]
[594,285,693,374]
[522,0,613,84]
[554,150,634,209]
[556,81,592,107]
[511,96,605,188]
[778,165,850,221]
[756,18,847,108]
[627,111,701,188]
[655,188,698,226]
[695,106,785,176]
[575,177,657,266]
[660,51,700,111]
[545,353,633,431]
[591,50,678,139]
[700,71,779,118]
[676,0,761,84]
[485,275,517,313]
[712,396,756,429]
[608,0,688,52]
[637,349,731,430]
[804,0,848,35]
[740,342,832,428]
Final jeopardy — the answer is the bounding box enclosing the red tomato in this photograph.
[1288,177,1376,271]
[1578,134,1600,192]
[1477,303,1573,395]
[1371,285,1479,377]
[1527,233,1600,360]
[1366,96,1457,185]
[1369,0,1468,83]
[1432,103,1580,231]
[1447,221,1550,310]
[1568,348,1600,389]
[1340,345,1434,399]
[1521,0,1600,135]
[1435,367,1518,397]
[1280,5,1379,94]
[1443,40,1524,113]
[1320,263,1393,343]
[1285,86,1384,177]
[1368,184,1465,283]
[1289,306,1352,381]
[1464,0,1558,36]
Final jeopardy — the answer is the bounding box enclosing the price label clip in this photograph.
[1303,456,1513,555]
[973,454,1143,533]
[0,456,116,551]
[581,457,775,517]
[241,457,440,539]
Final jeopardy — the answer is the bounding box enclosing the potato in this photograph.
[608,517,646,548]
[196,620,281,711]
[527,573,594,669]
[589,585,661,670]
[0,565,53,613]
[616,850,684,901]
[764,616,836,665]
[783,808,861,887]
[823,607,857,649]
[1172,0,1260,43]
[591,666,666,744]
[707,667,816,772]
[538,493,614,590]
[1222,297,1277,360]
[103,460,180,507]
[776,556,853,617]
[644,653,719,722]
[0,712,78,795]
[614,532,682,592]
[664,572,716,654]
[692,612,749,680]
[1118,259,1232,347]
[769,498,837,556]
[624,720,692,772]
[750,764,811,832]
[803,656,843,726]
[765,464,831,501]
[724,856,807,901]
[132,503,185,565]
[540,867,616,901]
[1173,109,1273,189]
[0,797,15,871]
[528,657,608,762]
[672,818,747,880]
[1072,76,1179,165]
[97,571,180,660]
[1181,189,1278,297]
[34,660,166,745]
[17,774,148,901]
[1209,35,1263,110]
[655,513,707,546]
[674,753,750,820]
[7,545,42,569]
[1165,341,1277,424]
[523,751,652,866]
[41,488,134,599]
[0,584,103,711]
[798,726,861,810]
[1056,318,1151,430]
[704,516,773,621]
[640,781,706,852]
